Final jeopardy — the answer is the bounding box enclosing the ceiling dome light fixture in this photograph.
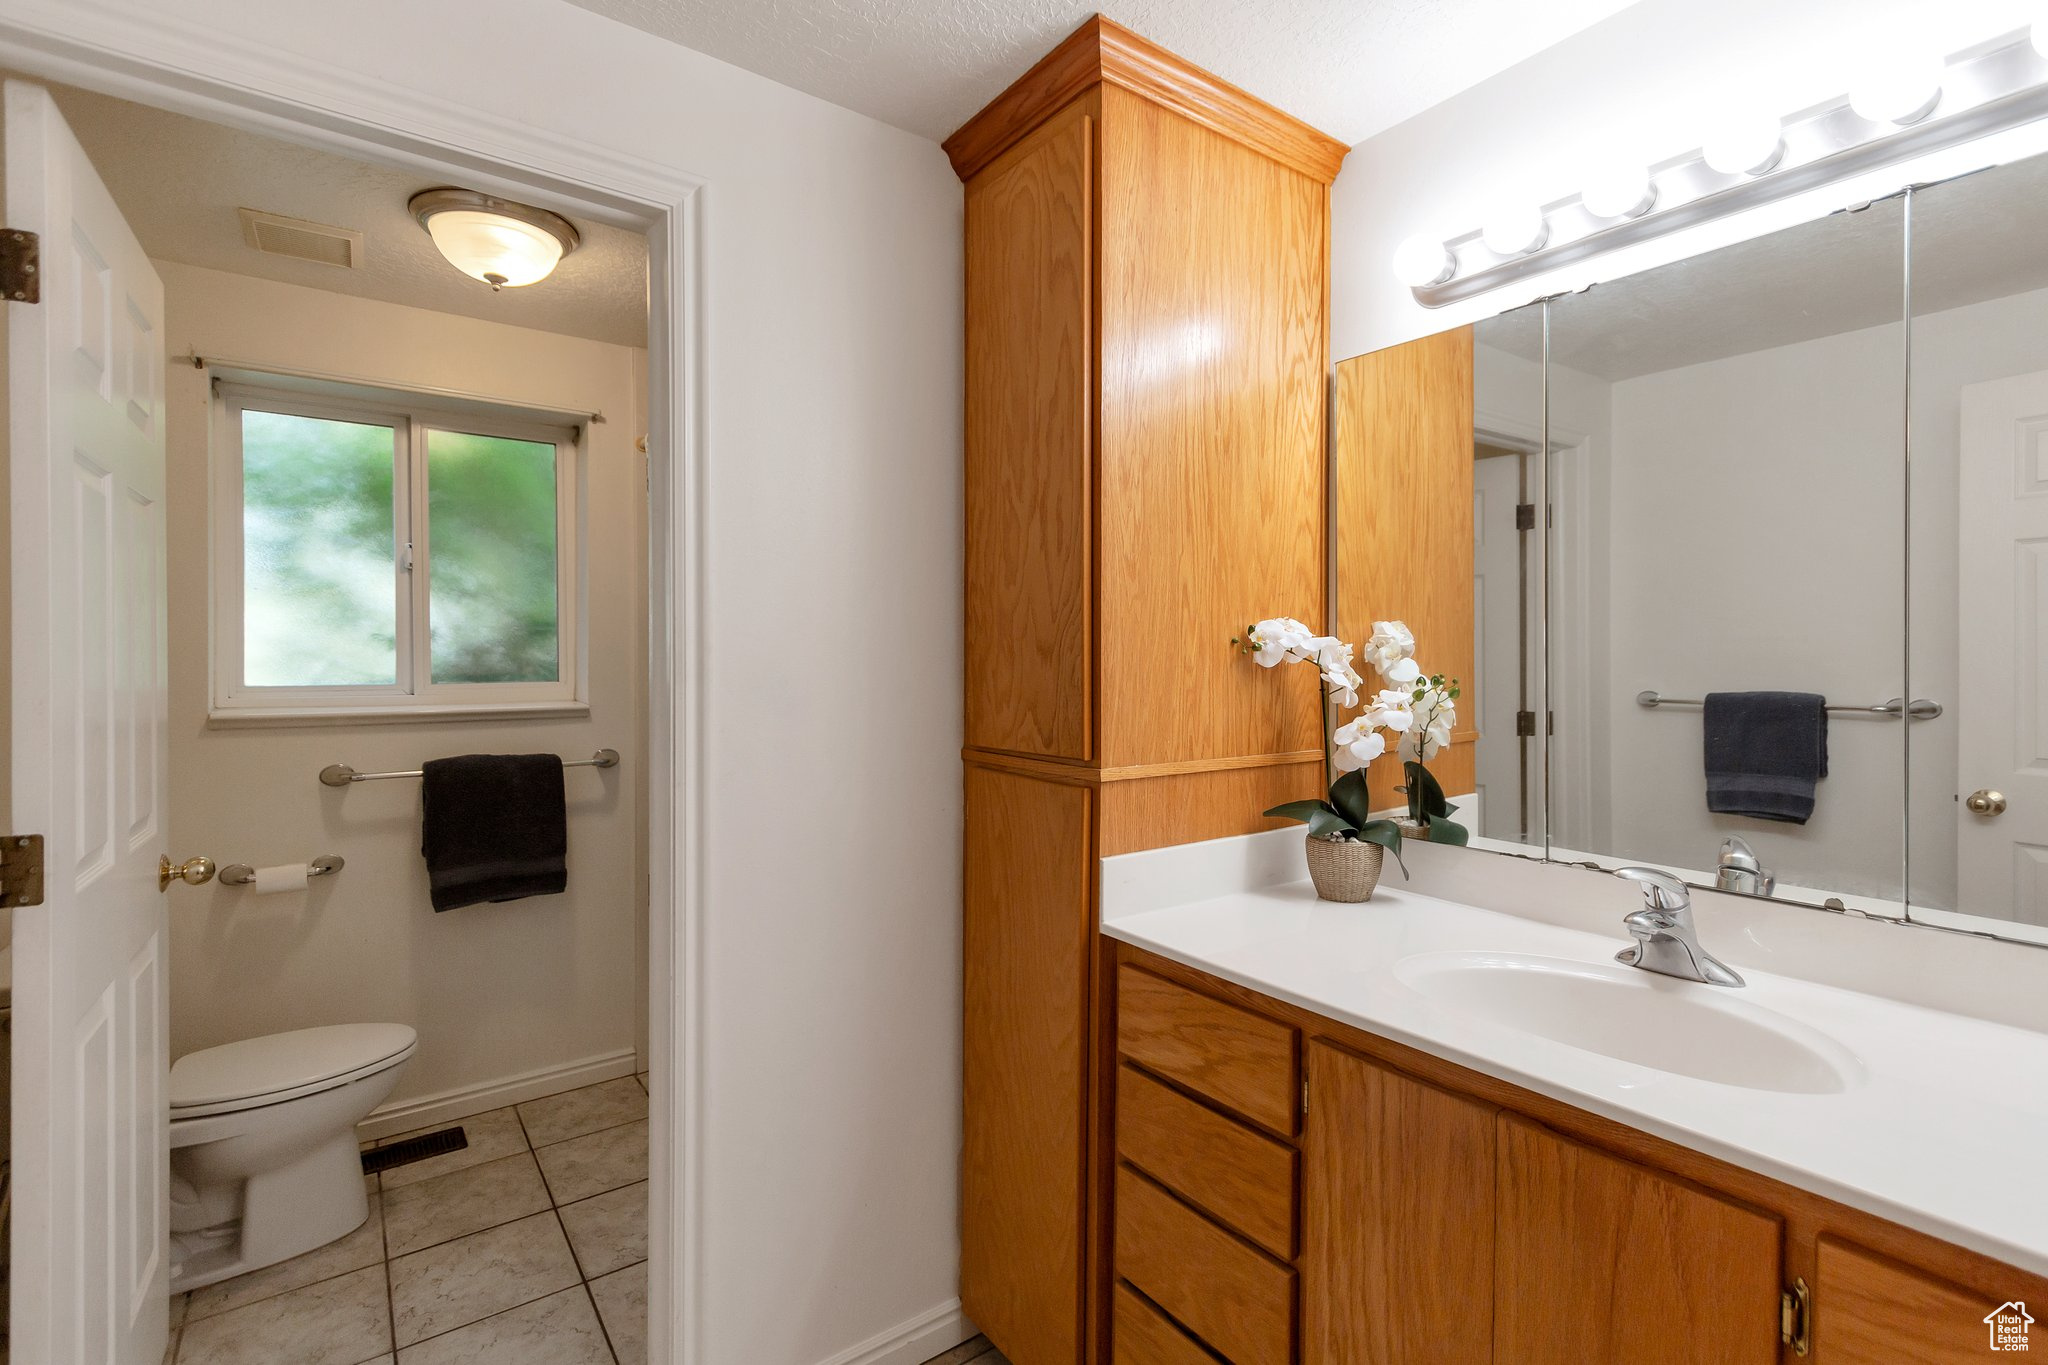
[1481,204,1549,257]
[1581,162,1657,220]
[1392,234,1457,287]
[408,188,580,290]
[1702,111,1787,177]
[1848,49,1944,126]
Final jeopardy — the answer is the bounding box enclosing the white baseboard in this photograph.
[355,1047,640,1142]
[813,1300,976,1365]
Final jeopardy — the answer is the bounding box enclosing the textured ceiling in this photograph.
[560,0,1647,145]
[32,79,648,348]
[1481,149,2048,382]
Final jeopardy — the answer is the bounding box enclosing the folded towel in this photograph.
[1703,691,1829,825]
[420,754,567,912]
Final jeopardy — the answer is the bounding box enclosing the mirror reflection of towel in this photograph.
[1703,692,1829,825]
[420,754,567,911]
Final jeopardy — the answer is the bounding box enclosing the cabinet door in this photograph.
[1495,1115,1781,1365]
[1817,1237,2014,1363]
[962,767,1093,1365]
[1301,1041,1496,1365]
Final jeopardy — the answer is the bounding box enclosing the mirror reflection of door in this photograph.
[1956,372,2048,926]
[1473,440,1535,842]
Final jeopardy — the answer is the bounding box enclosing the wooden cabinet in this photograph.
[1301,1042,1495,1365]
[954,20,1345,1365]
[1494,1115,1781,1365]
[1111,942,2048,1365]
[1816,1238,2011,1363]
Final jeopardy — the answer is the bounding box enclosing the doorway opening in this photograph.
[0,52,690,1365]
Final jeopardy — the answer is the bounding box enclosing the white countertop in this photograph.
[1101,831,2048,1277]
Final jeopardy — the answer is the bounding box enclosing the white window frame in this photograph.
[211,377,585,724]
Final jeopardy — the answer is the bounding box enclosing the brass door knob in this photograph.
[158,855,216,892]
[1966,789,2008,817]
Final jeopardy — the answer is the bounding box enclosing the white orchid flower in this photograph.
[1247,617,1317,668]
[1364,620,1421,685]
[1331,717,1388,772]
[1399,685,1457,761]
[1361,688,1414,733]
[1313,638,1364,708]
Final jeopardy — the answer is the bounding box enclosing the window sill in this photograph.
[207,700,592,730]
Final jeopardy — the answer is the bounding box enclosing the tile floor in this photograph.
[167,1073,650,1365]
[921,1336,1007,1365]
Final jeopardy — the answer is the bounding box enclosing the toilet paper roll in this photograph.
[252,863,310,894]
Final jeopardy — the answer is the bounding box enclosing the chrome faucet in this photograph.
[1715,836,1775,898]
[1612,867,1744,987]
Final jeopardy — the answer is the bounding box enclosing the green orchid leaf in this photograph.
[1404,761,1451,819]
[1356,818,1409,877]
[1328,768,1377,831]
[1264,799,1356,839]
[1426,813,1471,846]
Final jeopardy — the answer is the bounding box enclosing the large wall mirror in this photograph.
[1333,142,2048,948]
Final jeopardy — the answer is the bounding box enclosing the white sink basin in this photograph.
[1395,951,1864,1095]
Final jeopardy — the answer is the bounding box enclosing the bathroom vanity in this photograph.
[1100,834,2048,1365]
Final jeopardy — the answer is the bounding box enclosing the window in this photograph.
[213,379,581,719]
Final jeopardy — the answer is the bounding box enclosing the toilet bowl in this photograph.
[169,1023,416,1292]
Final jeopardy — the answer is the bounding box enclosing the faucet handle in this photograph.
[1614,865,1690,912]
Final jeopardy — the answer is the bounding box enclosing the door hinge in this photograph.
[1780,1278,1811,1357]
[1,230,40,303]
[1514,502,1536,531]
[0,835,46,908]
[1301,1076,1309,1116]
[1515,710,1537,738]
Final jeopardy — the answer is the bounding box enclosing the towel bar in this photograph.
[1635,691,1941,720]
[319,748,621,787]
[219,855,346,885]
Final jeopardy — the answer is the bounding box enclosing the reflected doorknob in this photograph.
[158,855,216,892]
[1966,789,2008,817]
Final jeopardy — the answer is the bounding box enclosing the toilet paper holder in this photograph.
[218,855,346,886]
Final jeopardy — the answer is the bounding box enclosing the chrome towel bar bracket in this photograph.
[320,748,621,787]
[219,855,345,885]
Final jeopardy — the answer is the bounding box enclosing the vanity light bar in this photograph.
[1404,33,2048,308]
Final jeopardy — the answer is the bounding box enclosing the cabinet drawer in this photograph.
[1113,1284,1216,1365]
[1117,965,1298,1133]
[1117,1063,1296,1258]
[1115,1165,1295,1365]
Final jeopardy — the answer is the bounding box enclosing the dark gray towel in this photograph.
[420,754,567,912]
[1703,692,1829,825]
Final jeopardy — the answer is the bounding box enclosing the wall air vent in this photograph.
[236,207,364,269]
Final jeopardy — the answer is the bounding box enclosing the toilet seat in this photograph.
[171,1024,417,1119]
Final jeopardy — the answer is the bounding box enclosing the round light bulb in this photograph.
[1481,205,1548,257]
[1702,111,1785,176]
[1848,50,1944,126]
[1391,234,1456,288]
[1581,162,1656,220]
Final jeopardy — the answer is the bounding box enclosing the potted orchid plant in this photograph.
[1242,617,1468,902]
[1238,617,1409,902]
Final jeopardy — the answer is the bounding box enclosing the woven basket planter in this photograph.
[1304,834,1384,903]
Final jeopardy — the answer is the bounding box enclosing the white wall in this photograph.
[1330,0,2040,363]
[0,4,968,1365]
[157,261,648,1116]
[1599,320,1907,897]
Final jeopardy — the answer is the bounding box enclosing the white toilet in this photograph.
[169,1023,417,1292]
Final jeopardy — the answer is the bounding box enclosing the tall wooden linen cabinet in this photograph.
[947,20,1347,1365]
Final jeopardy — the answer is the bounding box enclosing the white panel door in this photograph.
[1473,450,1529,841]
[1958,370,2048,926]
[7,80,172,1365]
